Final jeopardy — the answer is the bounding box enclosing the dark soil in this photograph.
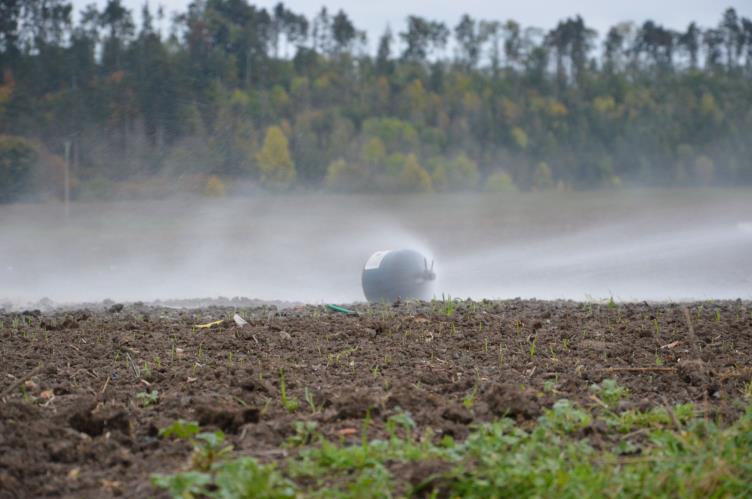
[1,299,751,498]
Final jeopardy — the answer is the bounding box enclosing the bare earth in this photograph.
[1,299,751,498]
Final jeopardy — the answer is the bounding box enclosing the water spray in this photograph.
[361,249,436,302]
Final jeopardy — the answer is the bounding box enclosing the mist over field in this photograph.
[2,2,752,307]
[2,190,751,308]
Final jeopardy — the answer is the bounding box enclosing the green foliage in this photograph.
[141,362,154,381]
[532,161,554,189]
[158,420,233,473]
[287,421,319,447]
[213,458,296,499]
[150,471,212,498]
[0,136,37,202]
[192,431,234,472]
[450,404,752,498]
[136,389,159,407]
[589,378,629,406]
[256,126,296,188]
[437,295,456,316]
[360,138,386,168]
[153,403,752,497]
[605,404,696,433]
[160,419,200,440]
[484,170,519,193]
[161,137,223,177]
[2,5,752,195]
[279,369,299,413]
[431,154,480,191]
[463,384,479,410]
[397,154,433,193]
[324,159,368,192]
[539,399,592,434]
[511,127,528,150]
[387,408,417,437]
[362,118,418,153]
[151,455,295,499]
[304,387,320,413]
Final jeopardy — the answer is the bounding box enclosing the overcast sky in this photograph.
[71,0,750,42]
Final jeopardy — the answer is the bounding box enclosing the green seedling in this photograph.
[463,384,479,410]
[361,408,372,449]
[607,295,617,309]
[287,421,319,447]
[590,378,628,406]
[585,296,594,317]
[158,420,233,473]
[548,344,558,361]
[141,362,153,381]
[20,384,33,403]
[192,432,233,472]
[150,471,212,498]
[607,403,696,432]
[514,319,523,334]
[327,346,358,367]
[260,398,272,415]
[279,369,299,412]
[529,335,537,359]
[136,389,159,407]
[540,399,592,434]
[386,407,416,441]
[160,419,200,440]
[441,295,456,317]
[304,387,319,413]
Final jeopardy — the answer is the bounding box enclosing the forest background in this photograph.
[1,1,751,200]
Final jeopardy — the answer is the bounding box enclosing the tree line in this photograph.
[1,1,751,199]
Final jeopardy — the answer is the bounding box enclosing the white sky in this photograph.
[71,0,751,43]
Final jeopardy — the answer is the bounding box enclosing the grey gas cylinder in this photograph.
[361,249,436,302]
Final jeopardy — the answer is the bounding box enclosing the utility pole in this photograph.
[64,140,71,219]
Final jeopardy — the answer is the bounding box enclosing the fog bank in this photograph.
[2,190,751,308]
